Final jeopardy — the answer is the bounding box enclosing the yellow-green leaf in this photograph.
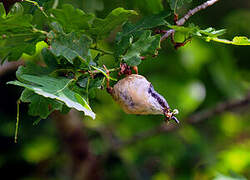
[206,36,250,46]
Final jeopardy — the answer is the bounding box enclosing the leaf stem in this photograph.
[50,67,120,78]
[24,0,49,18]
[161,0,220,42]
[14,99,21,143]
[52,0,59,9]
[174,0,179,14]
[90,66,118,81]
[78,67,120,75]
[55,79,75,93]
[32,28,49,35]
[90,47,114,56]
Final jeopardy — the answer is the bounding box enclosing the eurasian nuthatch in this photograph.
[109,74,179,123]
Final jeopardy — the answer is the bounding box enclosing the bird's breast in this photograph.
[111,74,166,115]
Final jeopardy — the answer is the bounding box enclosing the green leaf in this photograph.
[50,31,93,64]
[50,22,64,33]
[213,172,247,180]
[49,4,95,33]
[0,10,45,61]
[77,76,89,88]
[169,24,249,46]
[115,12,169,59]
[206,36,250,46]
[16,63,52,82]
[0,0,22,14]
[41,48,59,70]
[8,71,95,119]
[115,22,135,58]
[168,25,249,46]
[89,7,137,38]
[89,76,104,89]
[134,0,164,14]
[167,0,192,11]
[0,2,24,18]
[168,24,196,33]
[122,31,161,66]
[168,24,224,38]
[168,25,226,38]
[198,27,226,37]
[20,89,63,119]
[0,3,5,16]
[232,36,250,45]
[116,12,170,42]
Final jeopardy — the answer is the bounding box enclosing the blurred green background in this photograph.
[0,0,250,179]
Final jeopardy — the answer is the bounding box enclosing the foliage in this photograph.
[0,4,45,61]
[0,0,250,179]
[49,4,95,33]
[169,24,250,45]
[0,0,249,122]
[167,0,192,11]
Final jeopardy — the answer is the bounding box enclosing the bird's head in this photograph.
[164,109,179,124]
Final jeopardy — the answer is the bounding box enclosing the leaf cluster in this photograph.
[0,2,138,121]
[170,24,250,45]
[0,1,249,123]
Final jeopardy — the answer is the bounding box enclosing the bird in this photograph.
[108,74,179,123]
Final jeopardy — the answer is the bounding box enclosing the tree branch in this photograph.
[115,93,250,149]
[186,93,250,123]
[52,110,102,180]
[176,0,220,26]
[161,0,220,41]
[160,29,175,42]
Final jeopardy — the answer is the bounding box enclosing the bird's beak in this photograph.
[164,112,179,124]
[171,116,179,124]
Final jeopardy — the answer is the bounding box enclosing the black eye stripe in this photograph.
[148,84,169,109]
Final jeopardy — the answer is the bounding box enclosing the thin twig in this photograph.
[176,0,220,26]
[161,0,220,41]
[24,0,49,18]
[160,29,175,42]
[14,99,21,143]
[52,0,59,9]
[186,93,250,123]
[90,47,114,56]
[115,93,250,149]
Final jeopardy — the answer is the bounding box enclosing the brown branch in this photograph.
[115,93,250,149]
[51,110,102,180]
[176,0,220,26]
[186,93,250,123]
[160,29,175,42]
[160,0,220,41]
